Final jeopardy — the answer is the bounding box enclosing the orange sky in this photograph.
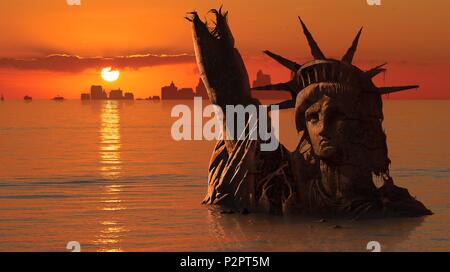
[0,0,449,99]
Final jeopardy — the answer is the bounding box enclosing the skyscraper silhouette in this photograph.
[90,85,107,100]
[161,81,178,100]
[109,89,124,100]
[252,70,271,88]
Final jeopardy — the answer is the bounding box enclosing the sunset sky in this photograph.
[0,0,449,99]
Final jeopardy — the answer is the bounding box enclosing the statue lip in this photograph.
[319,139,336,155]
[319,138,333,147]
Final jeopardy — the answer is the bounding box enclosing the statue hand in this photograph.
[186,8,256,110]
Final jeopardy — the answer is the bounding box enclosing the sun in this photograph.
[101,67,120,82]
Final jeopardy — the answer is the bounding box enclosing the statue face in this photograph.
[305,95,349,160]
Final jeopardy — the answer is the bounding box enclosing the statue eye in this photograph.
[306,112,319,123]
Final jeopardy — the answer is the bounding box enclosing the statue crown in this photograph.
[251,17,419,109]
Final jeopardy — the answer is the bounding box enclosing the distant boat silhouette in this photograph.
[24,95,32,101]
[53,96,65,101]
[145,96,160,101]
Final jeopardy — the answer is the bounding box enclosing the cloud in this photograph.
[0,53,196,73]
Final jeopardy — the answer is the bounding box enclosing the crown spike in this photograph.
[263,50,301,71]
[378,85,419,94]
[251,82,292,92]
[268,99,296,110]
[367,68,386,78]
[298,17,326,60]
[366,63,387,78]
[252,80,299,99]
[342,27,363,64]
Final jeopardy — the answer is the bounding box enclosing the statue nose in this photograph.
[318,119,332,138]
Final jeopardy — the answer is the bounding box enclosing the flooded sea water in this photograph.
[0,99,449,252]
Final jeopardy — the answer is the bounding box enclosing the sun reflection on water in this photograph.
[95,101,127,252]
